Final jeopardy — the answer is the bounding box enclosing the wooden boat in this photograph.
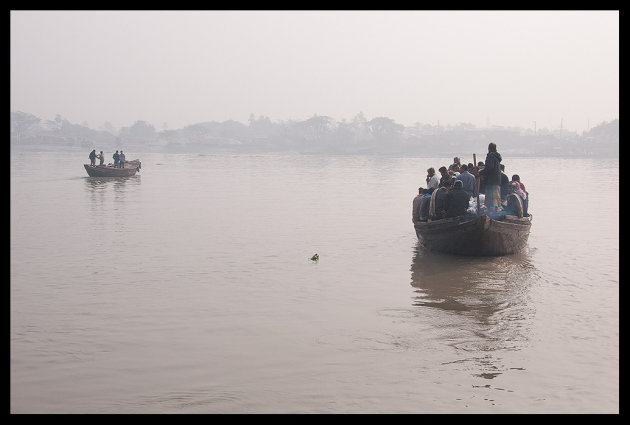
[84,159,141,177]
[414,213,532,256]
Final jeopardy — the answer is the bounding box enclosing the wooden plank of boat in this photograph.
[414,213,532,256]
[84,163,138,177]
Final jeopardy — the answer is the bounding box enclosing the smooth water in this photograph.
[10,150,619,413]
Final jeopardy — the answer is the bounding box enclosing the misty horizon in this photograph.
[10,108,619,136]
[10,10,619,135]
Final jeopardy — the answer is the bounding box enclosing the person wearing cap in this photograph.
[445,179,470,218]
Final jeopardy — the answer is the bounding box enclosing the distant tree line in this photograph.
[10,111,619,157]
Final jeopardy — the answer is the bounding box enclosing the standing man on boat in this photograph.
[449,157,461,171]
[119,150,126,168]
[96,150,105,166]
[479,142,502,213]
[89,149,97,166]
[113,150,120,168]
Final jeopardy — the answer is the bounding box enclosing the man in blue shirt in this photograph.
[455,163,476,199]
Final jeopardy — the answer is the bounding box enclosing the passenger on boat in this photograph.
[412,187,426,224]
[449,157,461,171]
[510,175,529,216]
[455,163,476,198]
[426,168,439,190]
[479,142,502,212]
[430,179,451,220]
[438,166,450,187]
[120,150,126,168]
[418,187,434,222]
[504,183,525,218]
[445,180,470,218]
[96,151,105,166]
[500,164,510,202]
[476,161,485,195]
[113,151,120,168]
[89,149,96,166]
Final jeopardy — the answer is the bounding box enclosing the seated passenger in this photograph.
[510,175,529,216]
[445,180,470,218]
[504,183,525,218]
[418,187,434,222]
[430,179,452,220]
[412,187,426,224]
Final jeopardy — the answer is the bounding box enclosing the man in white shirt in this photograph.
[426,167,439,190]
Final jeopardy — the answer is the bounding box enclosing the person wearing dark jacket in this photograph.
[445,180,470,217]
[499,164,510,202]
[479,142,502,211]
[430,179,452,220]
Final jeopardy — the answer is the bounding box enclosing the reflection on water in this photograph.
[84,176,141,203]
[84,175,141,191]
[410,242,538,379]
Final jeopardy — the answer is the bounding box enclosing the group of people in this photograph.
[88,149,126,168]
[413,142,530,223]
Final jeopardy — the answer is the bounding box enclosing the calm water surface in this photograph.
[10,150,619,413]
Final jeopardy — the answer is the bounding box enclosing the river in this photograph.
[10,149,619,413]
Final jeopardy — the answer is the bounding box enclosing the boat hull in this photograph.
[84,164,138,177]
[414,214,532,256]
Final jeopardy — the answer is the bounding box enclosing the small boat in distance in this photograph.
[414,213,532,256]
[84,159,141,177]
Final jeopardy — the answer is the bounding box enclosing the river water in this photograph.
[10,149,619,413]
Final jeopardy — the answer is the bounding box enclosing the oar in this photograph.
[473,153,481,216]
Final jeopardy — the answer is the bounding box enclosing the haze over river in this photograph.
[10,149,619,413]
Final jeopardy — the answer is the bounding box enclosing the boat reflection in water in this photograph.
[84,175,141,214]
[409,242,539,380]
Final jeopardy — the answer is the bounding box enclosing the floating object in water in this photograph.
[310,253,319,261]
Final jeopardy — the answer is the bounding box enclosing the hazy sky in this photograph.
[11,10,619,133]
